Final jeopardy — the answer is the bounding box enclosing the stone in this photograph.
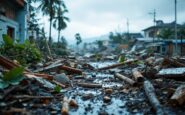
[103,96,111,103]
[54,73,70,85]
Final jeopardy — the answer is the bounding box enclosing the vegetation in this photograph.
[0,35,42,65]
[53,2,70,43]
[75,33,82,46]
[96,40,107,51]
[28,0,40,41]
[33,0,69,46]
[0,67,24,89]
[52,36,69,55]
[157,25,185,39]
[109,32,129,44]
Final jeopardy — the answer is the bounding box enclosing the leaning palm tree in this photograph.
[33,0,62,45]
[53,2,70,44]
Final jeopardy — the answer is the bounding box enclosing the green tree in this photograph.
[96,40,107,51]
[75,33,82,46]
[109,32,123,43]
[60,36,68,49]
[178,24,185,38]
[96,40,103,48]
[53,1,70,44]
[157,28,174,39]
[28,0,40,41]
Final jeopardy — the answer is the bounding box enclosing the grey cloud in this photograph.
[59,0,185,41]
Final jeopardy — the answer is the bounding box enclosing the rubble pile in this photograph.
[0,52,185,114]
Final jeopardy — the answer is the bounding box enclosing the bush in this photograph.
[0,35,42,65]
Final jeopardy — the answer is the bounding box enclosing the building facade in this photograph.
[143,20,182,38]
[0,0,28,43]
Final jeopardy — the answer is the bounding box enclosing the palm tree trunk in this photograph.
[45,38,52,59]
[58,30,60,43]
[49,17,52,45]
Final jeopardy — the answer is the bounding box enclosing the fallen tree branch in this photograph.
[97,59,138,71]
[77,82,102,88]
[144,80,164,115]
[170,85,185,105]
[114,73,136,86]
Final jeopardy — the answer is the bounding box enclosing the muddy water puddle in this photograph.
[65,61,144,114]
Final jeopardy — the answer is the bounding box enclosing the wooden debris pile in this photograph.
[0,53,185,114]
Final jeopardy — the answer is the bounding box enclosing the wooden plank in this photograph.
[77,82,102,88]
[34,63,83,74]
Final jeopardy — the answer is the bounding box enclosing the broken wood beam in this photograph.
[24,72,53,80]
[24,73,53,80]
[58,65,83,74]
[162,58,185,67]
[0,55,30,72]
[61,97,69,115]
[77,82,102,88]
[97,59,138,71]
[34,63,82,74]
[114,73,136,86]
[132,69,144,82]
[0,55,20,69]
[170,85,185,105]
[144,80,164,115]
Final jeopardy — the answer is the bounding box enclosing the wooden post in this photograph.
[132,69,144,82]
[144,80,164,115]
[61,97,69,115]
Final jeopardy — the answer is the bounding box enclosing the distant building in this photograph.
[123,33,143,39]
[143,20,182,38]
[0,0,28,43]
[132,38,185,56]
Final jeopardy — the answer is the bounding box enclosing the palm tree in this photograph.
[53,2,70,44]
[33,0,62,45]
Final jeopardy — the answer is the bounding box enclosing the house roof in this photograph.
[143,21,183,31]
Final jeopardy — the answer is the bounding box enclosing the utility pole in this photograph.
[174,0,178,55]
[127,19,130,39]
[149,9,156,42]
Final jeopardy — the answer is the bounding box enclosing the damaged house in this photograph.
[133,20,185,56]
[0,0,28,43]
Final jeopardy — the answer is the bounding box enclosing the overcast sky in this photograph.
[41,0,185,43]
